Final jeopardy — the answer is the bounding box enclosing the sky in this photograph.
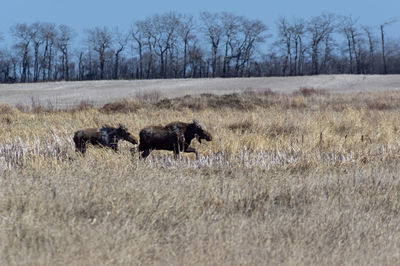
[1,0,399,47]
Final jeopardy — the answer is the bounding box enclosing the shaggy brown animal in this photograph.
[138,119,212,158]
[73,124,138,154]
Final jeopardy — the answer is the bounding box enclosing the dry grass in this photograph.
[2,89,400,265]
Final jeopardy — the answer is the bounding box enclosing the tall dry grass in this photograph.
[1,90,400,265]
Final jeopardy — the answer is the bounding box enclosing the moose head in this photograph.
[191,119,212,143]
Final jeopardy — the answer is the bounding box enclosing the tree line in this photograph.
[0,12,398,83]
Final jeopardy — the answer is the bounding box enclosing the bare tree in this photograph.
[340,16,358,73]
[0,48,8,82]
[30,22,44,82]
[130,21,147,79]
[237,17,267,76]
[220,13,241,77]
[132,17,157,79]
[340,16,369,74]
[363,26,377,73]
[380,19,396,74]
[307,13,336,75]
[320,32,337,74]
[112,28,128,79]
[178,15,195,78]
[187,42,204,78]
[10,23,33,82]
[77,51,84,80]
[40,23,57,81]
[5,12,400,82]
[57,24,74,80]
[86,26,112,79]
[292,19,306,75]
[276,17,293,75]
[150,13,179,78]
[200,12,223,77]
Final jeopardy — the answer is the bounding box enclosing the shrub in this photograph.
[0,103,15,114]
[135,89,161,103]
[294,87,329,97]
[227,121,254,134]
[100,100,142,114]
[73,101,94,111]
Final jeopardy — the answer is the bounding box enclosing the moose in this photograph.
[73,124,138,154]
[138,119,212,158]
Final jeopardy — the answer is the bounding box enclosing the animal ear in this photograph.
[119,124,127,130]
[193,119,202,128]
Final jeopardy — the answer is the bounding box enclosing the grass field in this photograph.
[1,88,400,265]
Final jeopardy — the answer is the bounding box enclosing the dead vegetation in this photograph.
[100,99,142,114]
[1,89,400,265]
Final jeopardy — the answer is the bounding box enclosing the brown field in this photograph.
[2,88,400,265]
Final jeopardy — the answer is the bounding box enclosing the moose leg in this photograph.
[111,144,119,152]
[141,149,151,159]
[75,140,86,154]
[111,136,118,152]
[184,147,199,159]
[74,144,80,153]
[173,143,180,159]
[74,131,85,155]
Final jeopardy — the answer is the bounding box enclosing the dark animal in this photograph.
[138,119,212,158]
[73,124,138,154]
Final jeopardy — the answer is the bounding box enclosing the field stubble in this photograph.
[1,89,400,265]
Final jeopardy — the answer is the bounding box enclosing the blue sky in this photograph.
[1,0,399,46]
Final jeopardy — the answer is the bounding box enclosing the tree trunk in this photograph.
[78,52,83,80]
[138,42,143,79]
[33,42,40,82]
[381,25,387,74]
[351,32,360,74]
[21,43,30,82]
[183,39,188,78]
